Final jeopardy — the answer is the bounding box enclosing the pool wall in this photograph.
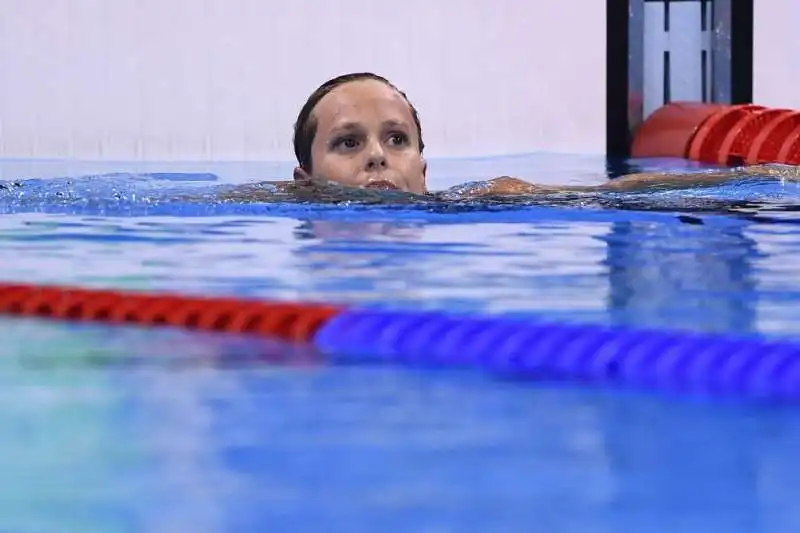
[0,2,797,164]
[754,2,800,110]
[0,0,607,162]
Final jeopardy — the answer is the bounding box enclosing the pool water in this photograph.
[1,153,800,532]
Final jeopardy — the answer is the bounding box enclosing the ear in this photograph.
[293,166,311,181]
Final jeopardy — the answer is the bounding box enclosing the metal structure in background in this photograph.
[619,0,750,152]
[631,0,727,121]
[709,0,733,104]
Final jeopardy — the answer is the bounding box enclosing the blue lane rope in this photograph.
[313,309,800,400]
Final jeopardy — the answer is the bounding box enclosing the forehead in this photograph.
[312,79,415,130]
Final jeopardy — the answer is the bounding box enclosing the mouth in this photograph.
[364,180,400,191]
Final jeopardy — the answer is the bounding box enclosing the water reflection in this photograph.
[288,214,761,335]
[604,220,758,333]
[293,219,426,242]
[288,217,611,319]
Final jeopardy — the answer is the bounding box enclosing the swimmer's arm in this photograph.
[461,164,800,197]
[599,164,800,192]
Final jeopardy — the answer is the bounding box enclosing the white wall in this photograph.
[0,0,607,163]
[754,1,800,109]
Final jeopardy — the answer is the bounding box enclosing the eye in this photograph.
[333,137,359,151]
[388,132,409,146]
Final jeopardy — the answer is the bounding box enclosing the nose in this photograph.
[365,141,387,171]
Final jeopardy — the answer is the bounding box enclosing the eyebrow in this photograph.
[381,119,410,130]
[329,122,361,134]
[329,119,410,135]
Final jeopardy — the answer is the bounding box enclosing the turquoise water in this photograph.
[2,154,800,532]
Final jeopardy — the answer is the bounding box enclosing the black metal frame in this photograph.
[605,0,753,158]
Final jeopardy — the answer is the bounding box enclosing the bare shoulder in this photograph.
[441,176,570,199]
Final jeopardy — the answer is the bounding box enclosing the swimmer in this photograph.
[229,72,800,201]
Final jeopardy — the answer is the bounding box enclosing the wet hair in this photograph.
[293,72,425,172]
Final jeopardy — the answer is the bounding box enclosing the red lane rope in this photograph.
[715,108,794,166]
[687,104,765,163]
[0,282,341,342]
[633,102,800,166]
[746,111,800,164]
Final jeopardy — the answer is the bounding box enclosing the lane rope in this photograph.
[2,281,799,400]
[632,102,800,165]
[0,282,339,342]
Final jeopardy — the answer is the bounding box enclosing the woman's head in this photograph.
[292,73,427,194]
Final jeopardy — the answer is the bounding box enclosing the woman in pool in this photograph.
[238,72,799,200]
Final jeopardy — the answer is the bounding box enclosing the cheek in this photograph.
[402,157,427,192]
[313,153,359,183]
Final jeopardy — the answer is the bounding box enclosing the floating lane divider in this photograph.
[3,282,800,401]
[631,101,800,166]
[0,282,340,342]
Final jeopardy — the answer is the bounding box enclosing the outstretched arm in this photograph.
[600,163,800,192]
[461,164,800,197]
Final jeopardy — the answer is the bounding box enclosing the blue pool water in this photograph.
[2,153,800,532]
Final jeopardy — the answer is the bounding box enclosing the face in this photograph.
[294,79,427,194]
